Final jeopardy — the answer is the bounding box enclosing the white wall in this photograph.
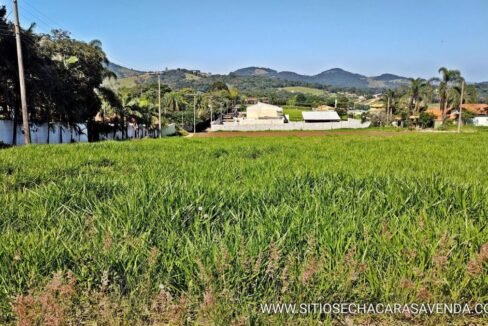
[0,121,176,146]
[223,118,285,126]
[0,121,88,145]
[161,123,176,136]
[473,117,488,127]
[211,119,370,131]
[100,123,176,140]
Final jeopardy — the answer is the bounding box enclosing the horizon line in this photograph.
[110,61,487,84]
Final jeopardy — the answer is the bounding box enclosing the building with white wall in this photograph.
[222,102,286,126]
[472,116,488,127]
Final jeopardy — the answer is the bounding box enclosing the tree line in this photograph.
[0,5,481,144]
[376,69,477,128]
[0,6,245,142]
[0,7,117,143]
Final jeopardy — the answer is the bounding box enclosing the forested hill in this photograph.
[231,67,411,89]
[106,63,488,95]
[476,82,488,102]
[106,62,145,78]
[103,67,343,95]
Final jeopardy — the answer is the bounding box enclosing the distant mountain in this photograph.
[106,62,411,90]
[232,67,278,76]
[371,73,407,81]
[231,67,410,89]
[310,68,369,88]
[276,71,309,82]
[475,81,488,102]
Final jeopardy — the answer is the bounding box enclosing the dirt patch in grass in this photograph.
[195,130,406,138]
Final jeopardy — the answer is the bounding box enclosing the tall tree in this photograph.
[163,91,187,112]
[407,78,428,115]
[382,89,396,124]
[430,68,463,120]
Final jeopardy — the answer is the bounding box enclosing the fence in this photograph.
[99,123,176,141]
[210,119,371,132]
[0,120,176,146]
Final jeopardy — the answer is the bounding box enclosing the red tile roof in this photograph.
[461,104,488,115]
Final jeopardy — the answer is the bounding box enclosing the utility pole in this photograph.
[387,97,390,125]
[13,0,30,144]
[210,104,213,126]
[457,81,465,134]
[158,72,162,138]
[193,95,196,134]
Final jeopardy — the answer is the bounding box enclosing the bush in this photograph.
[335,107,347,117]
[419,112,436,129]
[370,112,388,127]
[176,127,189,136]
[461,111,476,124]
[361,112,368,124]
[436,124,448,131]
[0,141,11,149]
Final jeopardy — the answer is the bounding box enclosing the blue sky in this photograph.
[2,0,488,81]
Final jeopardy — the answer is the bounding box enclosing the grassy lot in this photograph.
[1,132,487,324]
[283,106,311,121]
[281,86,327,96]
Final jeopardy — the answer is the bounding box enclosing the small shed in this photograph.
[302,111,341,123]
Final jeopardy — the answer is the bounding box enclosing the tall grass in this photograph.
[0,133,487,323]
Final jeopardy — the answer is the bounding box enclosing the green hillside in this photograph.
[281,86,327,96]
[107,62,145,78]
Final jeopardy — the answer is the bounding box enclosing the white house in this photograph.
[210,102,370,131]
[246,102,284,120]
[223,102,285,126]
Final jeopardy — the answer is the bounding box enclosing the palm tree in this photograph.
[134,102,158,137]
[228,87,240,107]
[163,91,188,128]
[447,83,476,114]
[430,68,463,120]
[163,91,185,112]
[117,90,147,139]
[97,87,122,138]
[407,78,428,115]
[382,89,396,124]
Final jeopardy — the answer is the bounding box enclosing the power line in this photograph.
[22,0,62,29]
[3,2,55,33]
[18,3,54,32]
[0,30,38,47]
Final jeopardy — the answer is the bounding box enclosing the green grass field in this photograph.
[283,106,311,121]
[1,132,487,324]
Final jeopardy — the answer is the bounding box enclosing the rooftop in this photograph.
[302,111,341,121]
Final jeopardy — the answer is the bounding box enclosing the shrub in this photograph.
[419,112,436,128]
[0,141,11,149]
